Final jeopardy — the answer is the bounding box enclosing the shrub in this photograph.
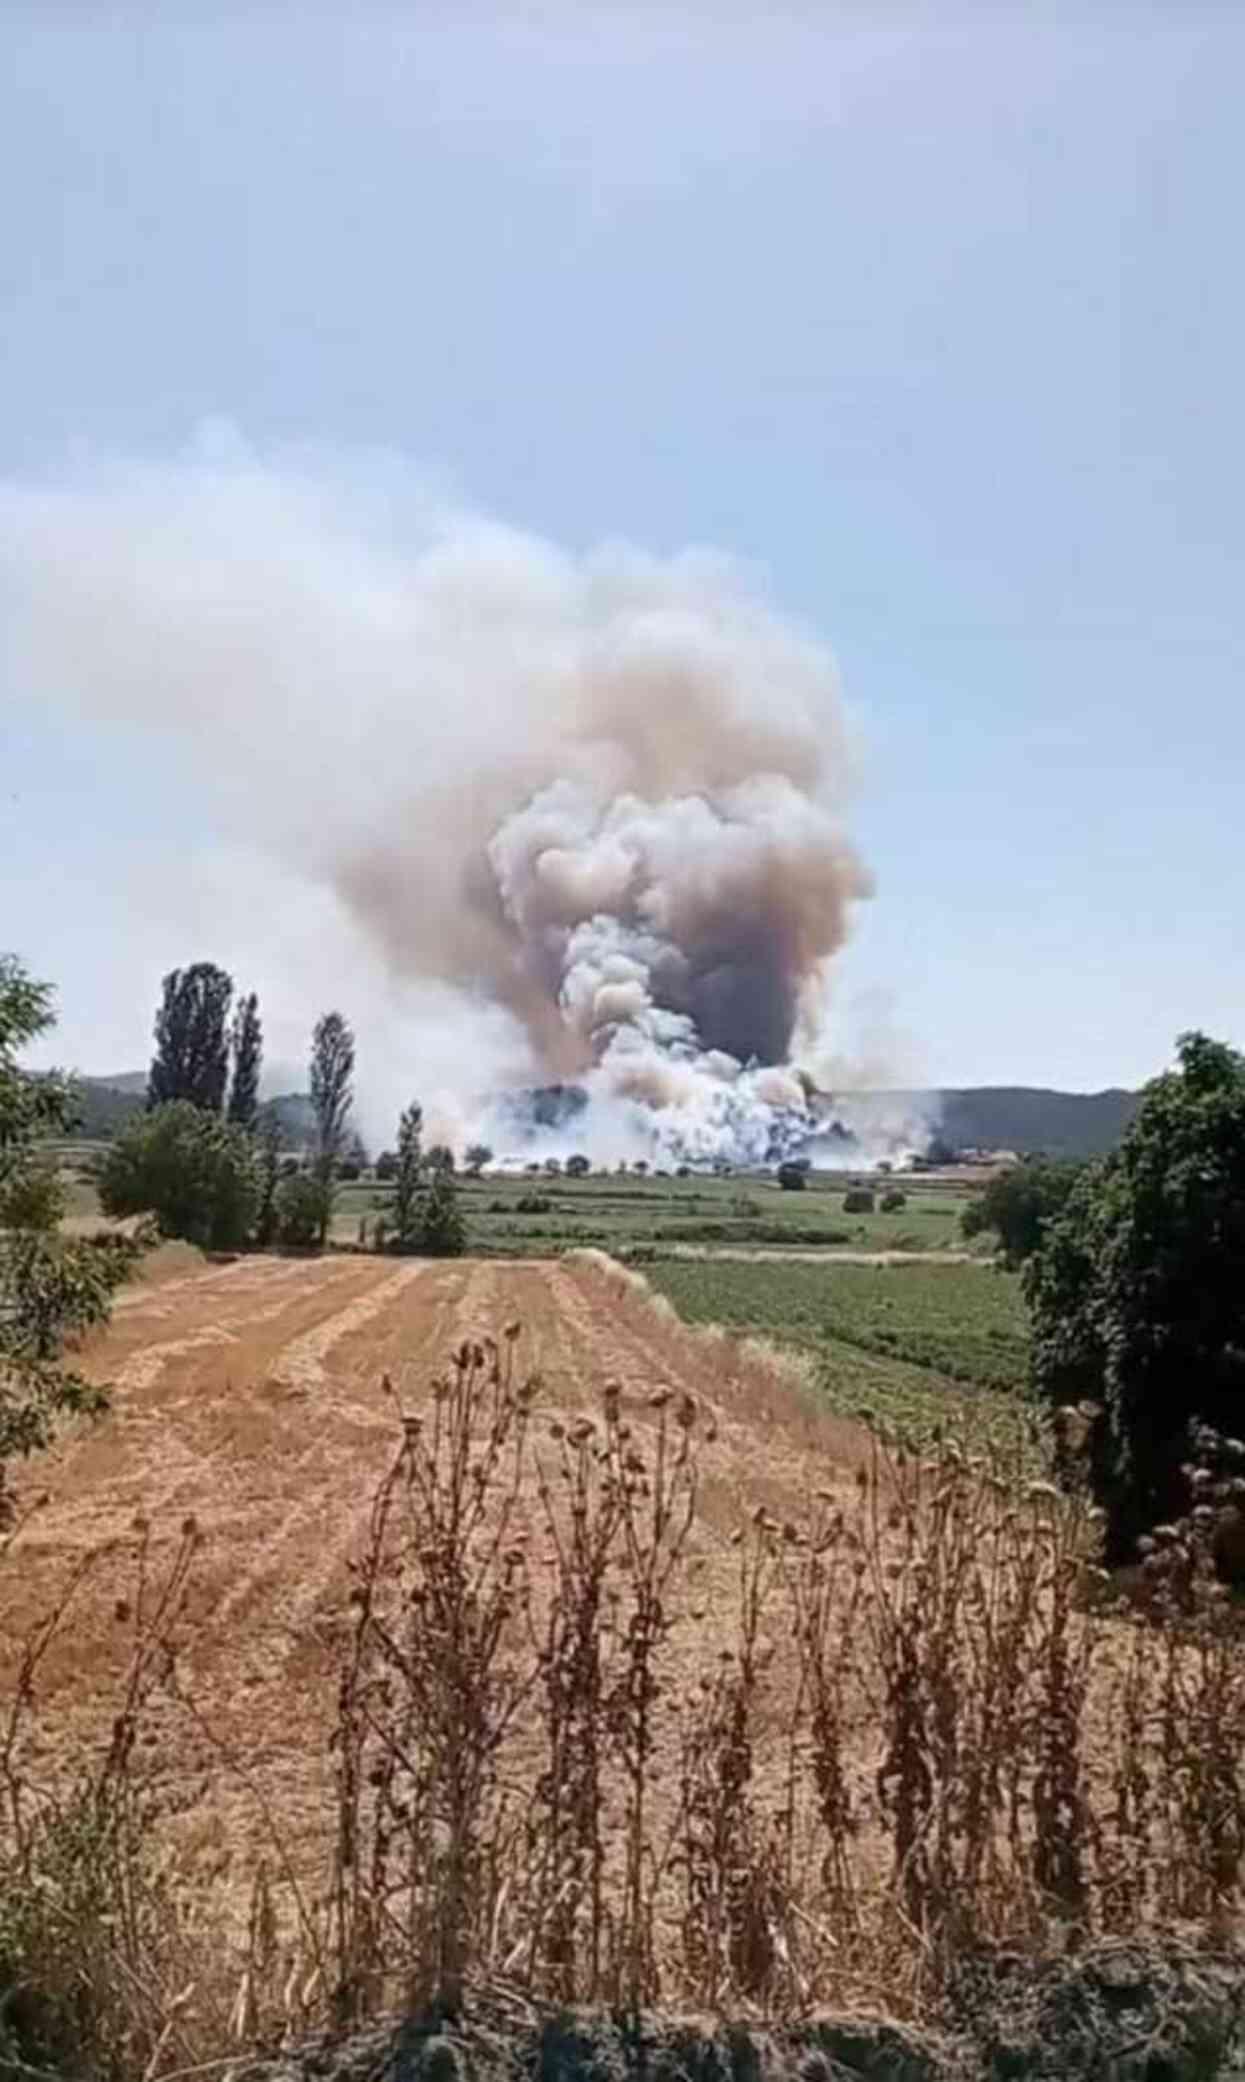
[842,1188,875,1214]
[275,1170,329,1247]
[961,1156,1082,1267]
[98,1101,257,1249]
[516,1193,552,1214]
[0,1154,67,1232]
[417,1168,466,1256]
[880,1187,907,1212]
[1028,1031,1245,1564]
[374,1150,398,1181]
[776,1163,806,1192]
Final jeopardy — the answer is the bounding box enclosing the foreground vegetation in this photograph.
[5,1325,1245,2078]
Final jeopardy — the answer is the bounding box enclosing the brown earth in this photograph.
[1,1247,869,1911]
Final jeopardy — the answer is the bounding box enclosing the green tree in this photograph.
[426,1144,455,1176]
[309,1011,355,1246]
[147,962,234,1112]
[1026,1032,1245,1563]
[254,1113,282,1246]
[1,957,141,1505]
[274,1170,327,1248]
[226,990,263,1128]
[99,1102,257,1249]
[564,1152,590,1178]
[961,1157,1084,1268]
[418,1165,466,1257]
[392,1102,424,1247]
[464,1143,493,1176]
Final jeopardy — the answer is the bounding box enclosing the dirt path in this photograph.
[0,1253,868,1902]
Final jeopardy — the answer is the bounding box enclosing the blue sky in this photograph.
[2,5,1242,1093]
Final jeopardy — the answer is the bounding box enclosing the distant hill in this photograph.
[90,1070,148,1095]
[934,1086,1140,1160]
[73,1078,146,1140]
[70,1077,317,1147]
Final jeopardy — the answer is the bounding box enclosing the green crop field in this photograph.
[335,1167,982,1256]
[647,1256,1038,1453]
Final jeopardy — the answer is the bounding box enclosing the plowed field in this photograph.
[1,1249,867,1905]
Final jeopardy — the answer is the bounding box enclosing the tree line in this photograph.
[97,960,464,1257]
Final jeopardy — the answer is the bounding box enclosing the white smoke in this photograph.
[0,434,927,1166]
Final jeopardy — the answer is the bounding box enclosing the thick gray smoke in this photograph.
[0,438,921,1164]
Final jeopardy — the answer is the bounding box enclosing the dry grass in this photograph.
[6,1295,1245,2076]
[562,1248,865,1469]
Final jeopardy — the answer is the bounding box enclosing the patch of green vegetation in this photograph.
[647,1256,1038,1454]
[332,1169,980,1255]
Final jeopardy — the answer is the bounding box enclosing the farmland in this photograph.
[349,1166,984,1254]
[59,1144,988,1256]
[0,1245,869,1935]
[5,1236,1238,2066]
[53,1146,1030,1447]
[650,1254,1035,1448]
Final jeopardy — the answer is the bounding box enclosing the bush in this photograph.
[515,1193,552,1215]
[275,1170,329,1248]
[776,1163,806,1191]
[0,1154,67,1232]
[1027,1031,1245,1565]
[880,1187,907,1212]
[98,1101,257,1249]
[337,1159,362,1182]
[417,1169,466,1257]
[961,1157,1082,1267]
[565,1153,591,1178]
[842,1188,875,1214]
[374,1150,398,1181]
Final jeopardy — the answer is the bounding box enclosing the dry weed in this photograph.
[9,1316,1245,2074]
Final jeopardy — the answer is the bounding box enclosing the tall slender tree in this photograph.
[308,1010,355,1246]
[392,1100,424,1247]
[226,991,263,1129]
[253,1113,283,1247]
[148,963,233,1112]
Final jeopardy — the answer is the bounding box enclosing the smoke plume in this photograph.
[0,436,908,1163]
